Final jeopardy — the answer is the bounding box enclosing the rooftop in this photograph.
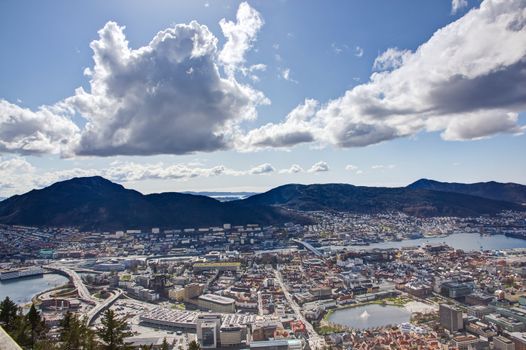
[198,293,236,305]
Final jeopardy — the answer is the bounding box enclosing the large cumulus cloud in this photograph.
[0,100,79,156]
[0,2,266,157]
[71,17,266,156]
[244,0,526,150]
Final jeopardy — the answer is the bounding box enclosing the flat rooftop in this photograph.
[198,293,236,305]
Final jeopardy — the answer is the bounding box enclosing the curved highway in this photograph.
[46,264,123,325]
[46,264,96,305]
[86,289,123,325]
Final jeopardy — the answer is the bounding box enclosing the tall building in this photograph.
[440,304,463,332]
[197,315,221,349]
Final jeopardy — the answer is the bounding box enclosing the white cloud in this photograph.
[69,19,269,156]
[0,157,38,196]
[239,99,318,150]
[0,3,268,158]
[345,164,364,174]
[248,163,275,175]
[241,63,267,82]
[279,164,304,174]
[219,2,264,74]
[372,48,411,71]
[354,46,364,57]
[280,68,298,83]
[452,0,468,14]
[371,164,395,170]
[0,157,34,173]
[331,42,349,55]
[0,158,280,196]
[308,161,329,173]
[0,100,79,156]
[243,0,526,150]
[102,162,228,182]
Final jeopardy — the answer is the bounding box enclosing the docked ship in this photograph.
[0,267,44,281]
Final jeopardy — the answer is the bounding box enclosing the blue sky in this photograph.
[0,0,525,196]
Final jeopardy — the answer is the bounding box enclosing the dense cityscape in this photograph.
[1,210,526,349]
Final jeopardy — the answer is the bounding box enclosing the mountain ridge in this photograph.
[243,182,525,217]
[407,178,526,204]
[0,176,306,230]
[0,176,524,230]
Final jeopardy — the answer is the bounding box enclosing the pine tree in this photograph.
[97,309,132,350]
[81,321,99,350]
[59,311,73,343]
[59,312,97,350]
[161,337,169,350]
[26,304,47,348]
[0,296,19,332]
[11,311,30,348]
[188,340,201,350]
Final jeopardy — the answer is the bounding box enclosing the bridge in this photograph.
[46,264,123,325]
[86,289,123,326]
[46,265,96,305]
[291,239,324,257]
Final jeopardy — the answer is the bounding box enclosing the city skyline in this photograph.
[0,0,525,197]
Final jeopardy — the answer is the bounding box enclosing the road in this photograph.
[47,264,96,305]
[291,239,324,258]
[257,291,264,316]
[86,289,123,325]
[46,264,123,325]
[274,268,326,350]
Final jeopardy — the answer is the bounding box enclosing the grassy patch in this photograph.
[171,303,185,310]
[119,274,131,281]
[322,309,334,322]
[317,324,345,335]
